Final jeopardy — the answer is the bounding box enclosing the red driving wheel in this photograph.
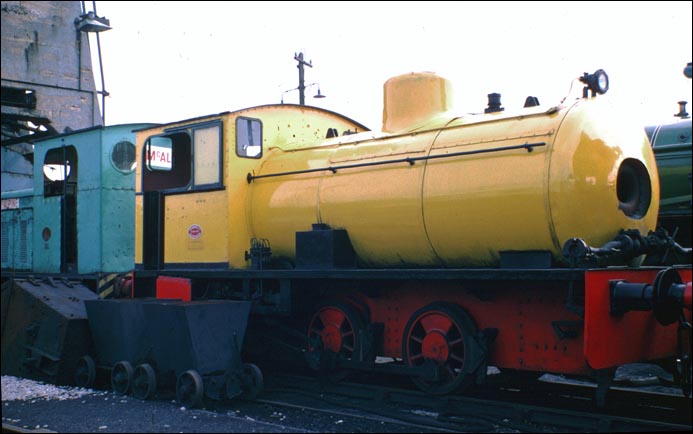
[403,302,477,394]
[307,301,366,380]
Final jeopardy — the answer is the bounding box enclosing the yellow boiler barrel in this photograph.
[422,99,659,266]
[248,73,659,267]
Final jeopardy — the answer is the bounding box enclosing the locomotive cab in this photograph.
[133,105,370,282]
[1,123,155,295]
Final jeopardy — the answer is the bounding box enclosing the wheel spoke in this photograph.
[410,334,424,344]
[450,353,465,363]
[449,337,464,347]
[410,353,424,362]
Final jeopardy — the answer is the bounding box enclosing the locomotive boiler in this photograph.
[247,71,658,268]
[129,69,691,403]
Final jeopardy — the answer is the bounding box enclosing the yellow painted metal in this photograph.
[423,98,658,266]
[134,105,369,269]
[319,132,441,266]
[134,194,143,265]
[423,111,558,266]
[249,75,660,267]
[382,72,453,133]
[251,130,445,266]
[134,73,660,269]
[163,191,229,264]
[232,105,369,268]
[548,99,659,250]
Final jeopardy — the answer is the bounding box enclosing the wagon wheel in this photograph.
[74,355,96,388]
[176,369,204,408]
[111,361,134,396]
[307,302,367,381]
[132,363,157,400]
[240,363,264,400]
[402,302,477,395]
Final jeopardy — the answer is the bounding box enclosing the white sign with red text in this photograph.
[147,145,172,170]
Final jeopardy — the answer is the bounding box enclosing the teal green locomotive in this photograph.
[645,62,692,248]
[646,117,691,247]
[1,123,155,296]
[1,123,155,386]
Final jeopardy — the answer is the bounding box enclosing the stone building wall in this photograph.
[1,0,103,190]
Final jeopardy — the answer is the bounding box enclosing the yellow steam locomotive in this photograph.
[129,68,691,403]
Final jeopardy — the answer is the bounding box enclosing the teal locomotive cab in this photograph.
[26,123,156,276]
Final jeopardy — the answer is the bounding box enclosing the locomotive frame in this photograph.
[128,70,692,403]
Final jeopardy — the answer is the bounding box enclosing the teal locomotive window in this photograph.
[43,146,77,197]
[236,117,262,158]
[111,140,136,173]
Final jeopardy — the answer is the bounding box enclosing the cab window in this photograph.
[236,117,262,158]
[111,140,137,173]
[43,146,77,197]
[194,126,221,185]
[142,121,222,192]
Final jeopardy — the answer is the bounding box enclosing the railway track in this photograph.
[1,424,55,433]
[3,364,689,433]
[242,365,692,433]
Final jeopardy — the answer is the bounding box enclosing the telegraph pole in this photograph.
[294,52,312,106]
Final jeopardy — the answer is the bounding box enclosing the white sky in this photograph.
[88,1,692,131]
